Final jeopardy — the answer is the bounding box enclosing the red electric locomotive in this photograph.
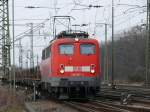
[40,31,101,99]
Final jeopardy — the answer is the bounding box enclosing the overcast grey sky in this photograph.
[9,0,146,67]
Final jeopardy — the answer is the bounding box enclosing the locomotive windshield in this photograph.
[80,44,95,55]
[59,44,74,55]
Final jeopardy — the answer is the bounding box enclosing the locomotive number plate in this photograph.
[73,66,82,72]
[65,66,90,72]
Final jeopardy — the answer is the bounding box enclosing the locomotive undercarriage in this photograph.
[41,77,100,99]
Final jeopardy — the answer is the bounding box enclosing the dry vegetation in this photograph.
[0,85,25,112]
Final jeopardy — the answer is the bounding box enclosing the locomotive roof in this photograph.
[43,31,97,50]
[55,30,89,39]
[43,37,99,51]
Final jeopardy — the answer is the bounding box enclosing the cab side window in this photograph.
[46,46,50,58]
[42,50,45,60]
[42,46,51,60]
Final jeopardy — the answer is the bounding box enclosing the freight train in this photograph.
[15,30,101,99]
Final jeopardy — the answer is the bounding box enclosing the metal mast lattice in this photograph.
[0,0,11,79]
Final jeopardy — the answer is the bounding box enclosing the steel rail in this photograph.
[64,101,129,112]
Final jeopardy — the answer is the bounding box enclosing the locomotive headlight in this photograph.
[60,69,64,74]
[60,64,65,74]
[91,69,95,74]
[75,38,79,42]
[90,64,95,74]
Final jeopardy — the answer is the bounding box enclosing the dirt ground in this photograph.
[0,83,80,112]
[0,83,25,112]
[26,100,79,112]
[0,85,80,112]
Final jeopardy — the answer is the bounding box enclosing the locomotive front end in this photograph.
[52,38,101,98]
[40,31,101,99]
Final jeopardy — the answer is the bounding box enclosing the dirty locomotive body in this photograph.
[40,31,101,99]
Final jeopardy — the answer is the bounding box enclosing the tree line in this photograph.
[101,25,146,83]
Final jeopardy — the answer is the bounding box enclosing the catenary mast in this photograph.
[0,0,11,82]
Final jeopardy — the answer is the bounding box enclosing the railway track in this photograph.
[100,84,150,102]
[24,98,150,112]
[14,83,150,112]
[63,100,131,112]
[93,85,150,112]
[102,84,150,96]
[89,99,150,112]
